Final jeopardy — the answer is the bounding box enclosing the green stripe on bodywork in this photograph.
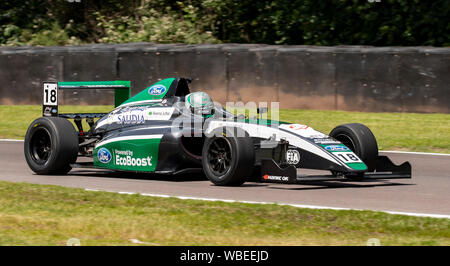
[346,162,367,171]
[94,138,161,172]
[58,81,131,107]
[114,87,131,107]
[319,144,368,171]
[120,78,175,106]
[58,80,131,87]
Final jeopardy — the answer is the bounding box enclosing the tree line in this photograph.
[1,0,448,46]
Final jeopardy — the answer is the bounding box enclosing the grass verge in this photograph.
[0,180,448,246]
[0,105,449,153]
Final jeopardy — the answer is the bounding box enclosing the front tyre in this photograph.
[24,117,78,175]
[202,127,255,186]
[329,123,378,172]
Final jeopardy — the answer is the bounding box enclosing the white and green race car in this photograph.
[24,77,411,186]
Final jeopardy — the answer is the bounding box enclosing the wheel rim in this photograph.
[29,128,52,165]
[207,137,232,176]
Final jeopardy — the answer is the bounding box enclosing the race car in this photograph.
[24,77,411,186]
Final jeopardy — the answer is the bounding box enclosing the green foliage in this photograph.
[200,0,450,46]
[4,22,83,46]
[0,0,219,46]
[94,3,218,44]
[0,0,449,46]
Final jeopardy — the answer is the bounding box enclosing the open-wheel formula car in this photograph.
[24,77,411,186]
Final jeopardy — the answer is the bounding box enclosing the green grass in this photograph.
[0,180,448,246]
[279,109,450,153]
[0,105,113,140]
[0,105,449,153]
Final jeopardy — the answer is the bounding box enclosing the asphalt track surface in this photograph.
[1,140,449,217]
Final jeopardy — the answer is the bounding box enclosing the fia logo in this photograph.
[286,149,300,165]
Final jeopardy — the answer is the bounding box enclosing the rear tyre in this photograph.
[202,127,255,186]
[329,123,378,172]
[24,117,78,175]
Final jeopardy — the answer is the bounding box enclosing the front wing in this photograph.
[260,155,411,183]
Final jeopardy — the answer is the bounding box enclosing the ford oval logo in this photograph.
[325,145,349,151]
[97,148,112,164]
[148,85,167,95]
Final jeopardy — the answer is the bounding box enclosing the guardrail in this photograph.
[0,43,448,113]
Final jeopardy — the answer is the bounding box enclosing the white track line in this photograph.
[381,150,450,157]
[3,137,449,218]
[1,139,449,156]
[84,188,450,219]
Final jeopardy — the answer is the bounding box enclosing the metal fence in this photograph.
[0,43,448,113]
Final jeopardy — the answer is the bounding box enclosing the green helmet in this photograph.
[185,91,214,118]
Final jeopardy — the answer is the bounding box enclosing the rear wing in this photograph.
[42,81,131,117]
[42,81,130,136]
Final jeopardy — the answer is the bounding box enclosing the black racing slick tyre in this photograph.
[202,127,255,186]
[24,117,78,175]
[329,123,378,172]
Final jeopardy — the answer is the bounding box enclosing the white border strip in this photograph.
[0,139,24,142]
[381,150,450,157]
[84,188,450,219]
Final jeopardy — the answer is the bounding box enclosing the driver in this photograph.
[185,91,215,118]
